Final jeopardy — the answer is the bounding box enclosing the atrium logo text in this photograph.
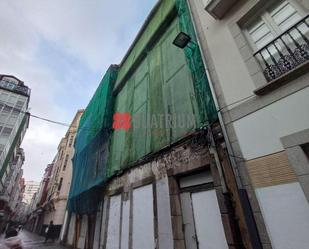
[113,112,196,131]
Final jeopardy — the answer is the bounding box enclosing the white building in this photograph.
[189,0,309,248]
[37,110,83,237]
[0,75,30,190]
[23,181,40,205]
[0,74,30,230]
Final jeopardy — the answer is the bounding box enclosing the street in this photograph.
[0,230,67,249]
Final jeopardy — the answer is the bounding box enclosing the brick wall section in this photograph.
[246,151,297,188]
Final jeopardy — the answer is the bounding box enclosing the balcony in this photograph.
[253,15,309,94]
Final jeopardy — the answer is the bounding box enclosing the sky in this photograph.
[0,0,157,182]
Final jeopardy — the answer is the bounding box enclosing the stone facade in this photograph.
[188,0,309,248]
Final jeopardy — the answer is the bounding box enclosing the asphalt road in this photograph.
[0,230,67,249]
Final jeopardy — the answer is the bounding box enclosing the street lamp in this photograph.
[172,32,195,50]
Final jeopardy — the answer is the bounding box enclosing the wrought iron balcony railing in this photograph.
[253,14,309,82]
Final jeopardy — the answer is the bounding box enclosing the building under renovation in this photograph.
[61,0,264,248]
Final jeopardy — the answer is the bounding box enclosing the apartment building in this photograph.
[10,176,26,223]
[37,110,84,237]
[188,0,309,248]
[8,149,25,211]
[26,163,53,234]
[23,181,40,205]
[0,74,30,231]
[0,75,30,189]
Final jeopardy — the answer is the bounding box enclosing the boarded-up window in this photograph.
[132,184,155,249]
[106,195,121,249]
[191,190,229,249]
[120,199,130,249]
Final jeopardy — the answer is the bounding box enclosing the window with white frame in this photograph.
[244,0,309,82]
[245,0,305,50]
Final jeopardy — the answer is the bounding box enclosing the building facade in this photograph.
[8,149,25,213]
[188,0,309,248]
[23,181,40,205]
[31,110,84,237]
[26,163,53,234]
[0,74,30,231]
[62,1,265,248]
[11,177,26,224]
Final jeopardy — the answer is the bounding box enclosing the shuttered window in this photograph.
[245,0,304,51]
[247,18,274,50]
[270,1,302,31]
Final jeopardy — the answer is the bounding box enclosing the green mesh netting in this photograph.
[68,0,217,215]
[107,0,217,175]
[68,65,118,214]
[108,17,201,175]
[176,0,217,124]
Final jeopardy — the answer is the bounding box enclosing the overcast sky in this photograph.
[0,0,157,182]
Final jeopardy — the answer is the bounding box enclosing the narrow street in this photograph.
[1,230,67,249]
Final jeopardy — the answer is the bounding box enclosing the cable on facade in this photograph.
[217,94,255,113]
[0,99,105,132]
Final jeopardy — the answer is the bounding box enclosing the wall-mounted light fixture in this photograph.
[173,32,191,48]
[173,32,196,50]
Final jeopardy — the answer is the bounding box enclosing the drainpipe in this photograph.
[185,0,242,189]
[186,1,264,249]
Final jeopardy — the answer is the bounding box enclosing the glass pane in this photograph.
[256,32,275,49]
[248,18,274,49]
[278,12,302,31]
[249,21,271,42]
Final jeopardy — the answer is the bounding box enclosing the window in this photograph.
[2,127,12,137]
[12,100,24,115]
[2,105,12,114]
[302,143,309,159]
[59,150,63,160]
[244,0,308,82]
[68,135,74,147]
[246,1,304,50]
[15,100,24,109]
[58,177,63,191]
[63,154,69,171]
